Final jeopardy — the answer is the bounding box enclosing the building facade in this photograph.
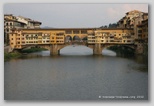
[87,29,134,44]
[9,28,134,50]
[4,14,42,44]
[117,10,148,54]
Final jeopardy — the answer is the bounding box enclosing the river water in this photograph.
[4,45,148,100]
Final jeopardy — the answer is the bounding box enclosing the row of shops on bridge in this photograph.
[87,31,134,44]
[9,28,134,50]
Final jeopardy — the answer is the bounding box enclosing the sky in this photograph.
[4,3,148,28]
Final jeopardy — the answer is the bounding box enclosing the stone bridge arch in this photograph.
[81,36,88,40]
[21,45,51,50]
[50,43,94,55]
[104,44,136,55]
[104,44,135,50]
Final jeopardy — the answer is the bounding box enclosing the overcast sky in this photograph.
[4,3,148,28]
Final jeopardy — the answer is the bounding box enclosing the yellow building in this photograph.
[9,28,134,50]
[87,28,134,44]
[4,14,42,44]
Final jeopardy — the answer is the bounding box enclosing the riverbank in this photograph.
[4,48,47,61]
[21,48,47,53]
[107,45,134,57]
[4,52,22,61]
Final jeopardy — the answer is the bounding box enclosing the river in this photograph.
[4,45,148,100]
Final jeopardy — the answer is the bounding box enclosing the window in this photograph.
[73,30,79,34]
[81,30,87,34]
[65,30,72,34]
[138,30,142,33]
[6,29,9,32]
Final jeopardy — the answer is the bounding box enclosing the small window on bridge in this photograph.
[127,40,131,42]
[65,30,72,34]
[81,30,87,34]
[73,30,80,34]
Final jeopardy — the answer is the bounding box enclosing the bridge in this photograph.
[9,28,138,55]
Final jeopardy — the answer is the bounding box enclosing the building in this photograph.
[87,28,134,44]
[9,28,134,50]
[117,10,148,29]
[9,28,65,49]
[116,10,148,54]
[4,14,42,44]
[136,19,148,43]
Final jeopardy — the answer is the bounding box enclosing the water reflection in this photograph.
[4,45,148,100]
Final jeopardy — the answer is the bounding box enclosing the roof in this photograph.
[126,10,142,14]
[4,14,13,16]
[17,16,31,20]
[4,19,27,24]
[143,13,148,15]
[12,27,133,31]
[29,20,42,24]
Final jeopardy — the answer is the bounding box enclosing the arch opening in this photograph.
[20,45,49,54]
[106,45,135,56]
[73,35,81,42]
[60,45,93,56]
[65,35,73,42]
[82,36,88,42]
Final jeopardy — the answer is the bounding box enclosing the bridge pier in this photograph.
[50,44,60,55]
[93,43,103,55]
[135,43,144,54]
